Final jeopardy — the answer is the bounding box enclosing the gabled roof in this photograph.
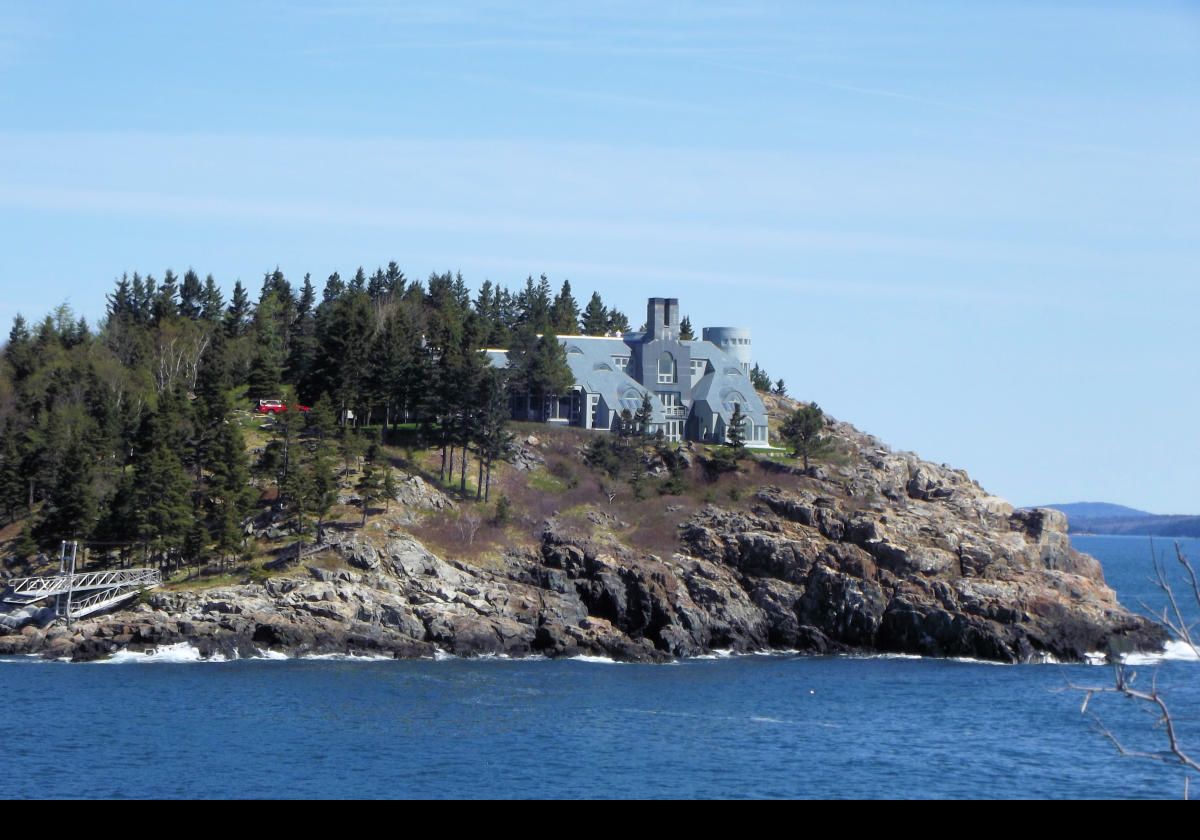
[560,337,665,423]
[485,340,665,423]
[688,343,767,426]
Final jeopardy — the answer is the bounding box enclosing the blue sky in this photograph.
[1,1,1197,512]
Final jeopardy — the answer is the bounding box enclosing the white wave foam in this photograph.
[1084,641,1198,667]
[97,643,219,664]
[0,654,63,665]
[1122,640,1199,666]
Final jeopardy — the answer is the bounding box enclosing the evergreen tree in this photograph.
[780,403,833,472]
[155,269,180,323]
[381,467,399,512]
[33,438,97,546]
[305,396,339,444]
[225,281,251,338]
[322,271,344,304]
[356,463,384,527]
[517,274,553,333]
[385,262,406,299]
[634,393,655,439]
[246,291,285,400]
[200,275,225,323]
[182,515,211,578]
[308,289,373,422]
[581,292,609,336]
[134,441,194,570]
[727,403,747,457]
[0,422,26,521]
[287,274,318,388]
[679,315,696,341]
[367,267,389,303]
[366,307,418,431]
[473,368,513,501]
[5,315,34,381]
[526,331,574,422]
[179,269,204,320]
[131,273,150,323]
[550,279,581,335]
[606,308,631,336]
[106,275,135,321]
[750,363,773,392]
[11,523,38,565]
[206,413,255,569]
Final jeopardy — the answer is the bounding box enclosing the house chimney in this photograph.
[647,297,680,341]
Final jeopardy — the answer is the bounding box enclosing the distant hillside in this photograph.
[1042,503,1200,538]
[1045,502,1153,520]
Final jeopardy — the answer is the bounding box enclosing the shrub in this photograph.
[492,494,512,527]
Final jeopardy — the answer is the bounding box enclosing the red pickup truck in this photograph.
[255,399,311,415]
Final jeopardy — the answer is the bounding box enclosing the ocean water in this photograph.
[0,536,1197,799]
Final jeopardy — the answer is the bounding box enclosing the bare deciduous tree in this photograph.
[1073,543,1199,798]
[456,510,482,546]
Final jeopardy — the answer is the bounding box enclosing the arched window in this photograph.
[657,352,676,384]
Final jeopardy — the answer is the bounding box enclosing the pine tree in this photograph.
[247,291,285,400]
[155,269,180,323]
[356,463,384,527]
[679,315,696,340]
[517,275,552,333]
[225,281,251,338]
[727,403,747,457]
[750,363,773,392]
[5,315,34,381]
[106,275,135,322]
[550,279,581,335]
[200,274,225,323]
[473,368,512,501]
[381,467,399,512]
[134,442,194,570]
[606,308,631,336]
[322,271,344,304]
[287,274,318,389]
[773,378,788,397]
[179,269,204,320]
[780,404,833,472]
[33,438,97,547]
[528,331,574,422]
[581,292,609,336]
[0,422,27,522]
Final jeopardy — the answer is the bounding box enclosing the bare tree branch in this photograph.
[1071,543,1200,797]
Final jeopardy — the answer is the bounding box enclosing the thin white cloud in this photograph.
[453,72,717,114]
[0,182,964,254]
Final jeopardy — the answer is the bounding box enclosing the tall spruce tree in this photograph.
[679,315,695,340]
[33,438,97,547]
[581,292,609,336]
[550,279,581,335]
[727,403,747,456]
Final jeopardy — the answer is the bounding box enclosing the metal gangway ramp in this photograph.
[1,542,162,622]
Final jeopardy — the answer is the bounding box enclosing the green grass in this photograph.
[528,470,569,493]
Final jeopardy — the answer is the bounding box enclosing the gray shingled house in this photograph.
[487,297,770,447]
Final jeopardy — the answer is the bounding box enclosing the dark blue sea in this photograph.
[1,536,1197,799]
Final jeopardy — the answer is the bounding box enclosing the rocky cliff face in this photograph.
[0,410,1166,663]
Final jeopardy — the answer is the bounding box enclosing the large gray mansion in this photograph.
[487,297,770,448]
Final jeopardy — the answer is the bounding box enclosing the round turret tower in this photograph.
[702,326,752,374]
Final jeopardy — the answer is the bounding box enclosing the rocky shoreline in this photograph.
[0,432,1167,663]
